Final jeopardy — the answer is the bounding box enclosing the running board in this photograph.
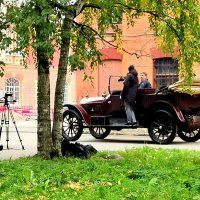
[83,124,138,129]
[83,116,141,129]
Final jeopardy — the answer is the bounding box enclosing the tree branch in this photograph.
[48,0,101,18]
[48,1,180,41]
[73,21,142,58]
[114,3,181,41]
[74,0,101,16]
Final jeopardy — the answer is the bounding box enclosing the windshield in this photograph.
[108,76,123,94]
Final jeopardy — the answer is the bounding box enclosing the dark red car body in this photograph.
[62,76,200,144]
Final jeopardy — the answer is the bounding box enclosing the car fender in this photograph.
[63,104,91,125]
[146,100,186,123]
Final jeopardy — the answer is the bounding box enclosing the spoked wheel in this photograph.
[148,110,177,144]
[89,127,111,139]
[62,109,83,141]
[178,128,200,142]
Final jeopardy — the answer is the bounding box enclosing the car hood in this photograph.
[80,96,104,104]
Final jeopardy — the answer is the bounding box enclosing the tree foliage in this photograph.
[0,0,199,158]
[1,0,199,80]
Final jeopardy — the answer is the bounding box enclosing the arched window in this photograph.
[63,83,68,103]
[5,78,20,102]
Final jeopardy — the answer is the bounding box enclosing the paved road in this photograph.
[0,120,200,160]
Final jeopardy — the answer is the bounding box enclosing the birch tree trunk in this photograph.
[37,49,53,158]
[51,17,72,155]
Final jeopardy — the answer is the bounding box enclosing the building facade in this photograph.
[0,15,199,112]
[0,45,76,112]
[75,16,199,103]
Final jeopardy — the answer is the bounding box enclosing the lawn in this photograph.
[0,147,200,200]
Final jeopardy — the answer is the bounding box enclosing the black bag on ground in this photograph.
[61,138,97,159]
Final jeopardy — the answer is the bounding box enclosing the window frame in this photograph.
[154,57,179,90]
[5,77,20,103]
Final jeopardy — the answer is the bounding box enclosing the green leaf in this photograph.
[148,177,158,186]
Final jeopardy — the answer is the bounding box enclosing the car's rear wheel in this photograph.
[89,127,111,139]
[148,110,177,144]
[62,110,83,141]
[178,128,200,142]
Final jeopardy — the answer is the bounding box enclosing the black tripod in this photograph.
[0,93,24,150]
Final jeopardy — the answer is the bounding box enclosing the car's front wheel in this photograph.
[62,109,83,141]
[89,127,111,139]
[178,128,200,142]
[148,110,177,144]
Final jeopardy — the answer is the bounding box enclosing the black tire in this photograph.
[62,109,83,141]
[89,127,111,139]
[178,128,200,142]
[148,110,177,144]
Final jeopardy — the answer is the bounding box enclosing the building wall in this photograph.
[75,16,200,103]
[0,55,75,110]
[75,59,122,102]
[0,16,199,108]
[75,16,155,102]
[122,17,155,85]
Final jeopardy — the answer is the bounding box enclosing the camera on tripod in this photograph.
[0,92,24,150]
[0,93,15,106]
[0,93,12,101]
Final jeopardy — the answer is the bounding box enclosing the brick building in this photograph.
[0,15,199,111]
[75,16,199,102]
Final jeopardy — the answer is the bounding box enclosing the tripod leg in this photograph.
[4,110,10,149]
[0,111,4,150]
[0,111,5,140]
[9,110,25,150]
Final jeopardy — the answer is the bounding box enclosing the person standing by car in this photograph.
[138,72,152,89]
[121,65,138,125]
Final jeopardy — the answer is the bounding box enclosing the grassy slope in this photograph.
[0,147,200,200]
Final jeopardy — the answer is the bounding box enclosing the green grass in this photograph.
[1,147,200,200]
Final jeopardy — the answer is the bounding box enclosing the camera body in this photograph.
[0,93,14,105]
[5,93,12,97]
[118,76,125,82]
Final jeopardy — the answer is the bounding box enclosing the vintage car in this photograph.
[62,76,200,144]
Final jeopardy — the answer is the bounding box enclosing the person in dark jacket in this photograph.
[121,65,138,125]
[138,72,152,89]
